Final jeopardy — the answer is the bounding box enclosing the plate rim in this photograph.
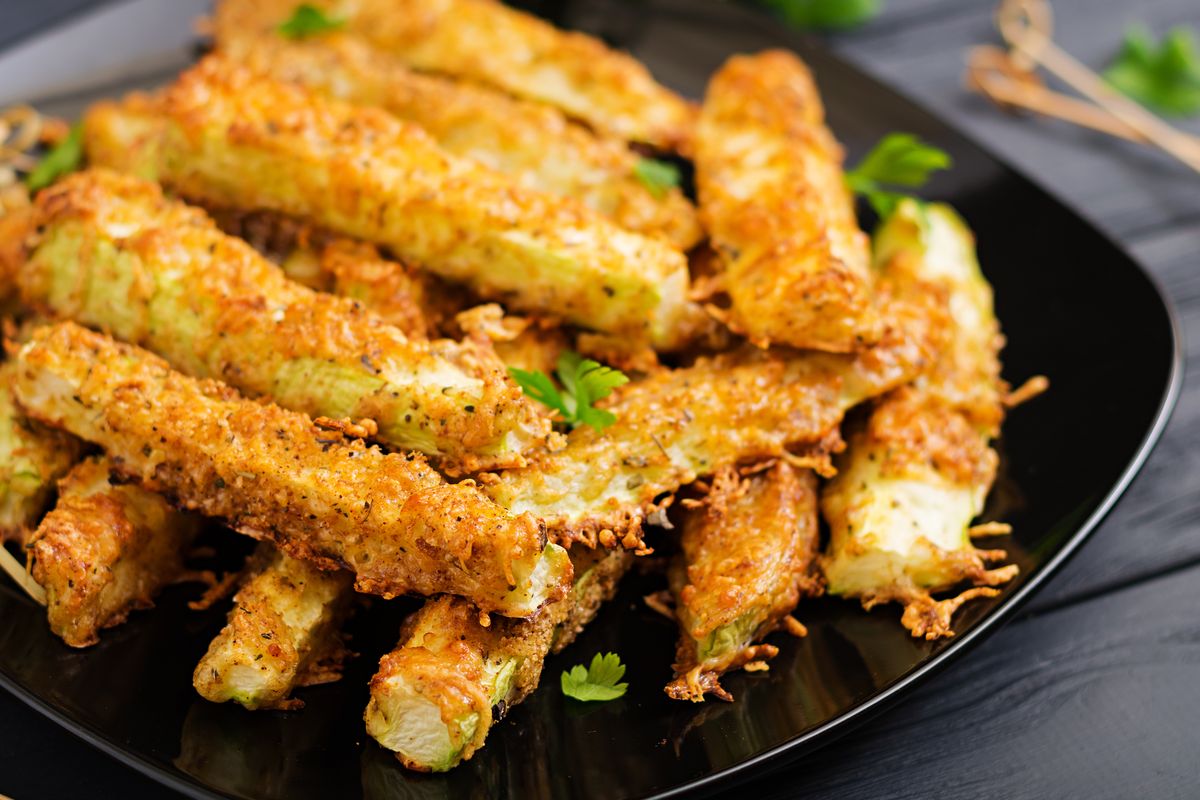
[0,4,1185,799]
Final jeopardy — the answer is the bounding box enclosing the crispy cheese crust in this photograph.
[0,360,84,542]
[12,322,572,618]
[696,50,879,351]
[365,548,629,771]
[213,28,702,250]
[666,462,821,702]
[30,455,200,648]
[194,543,354,710]
[17,170,546,471]
[820,202,1019,639]
[485,276,946,551]
[83,58,697,349]
[214,0,697,152]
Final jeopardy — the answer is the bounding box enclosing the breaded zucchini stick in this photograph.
[365,549,630,771]
[696,50,879,352]
[214,0,697,152]
[213,29,702,251]
[0,361,83,542]
[17,170,547,471]
[83,58,697,349]
[820,201,1019,639]
[666,462,821,702]
[194,543,353,710]
[485,277,945,550]
[11,322,571,618]
[29,455,200,647]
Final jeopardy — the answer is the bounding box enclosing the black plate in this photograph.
[0,1,1182,798]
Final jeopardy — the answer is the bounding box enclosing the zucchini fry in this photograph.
[485,277,945,550]
[0,361,83,542]
[820,201,1018,639]
[695,50,879,351]
[666,461,821,702]
[365,550,630,771]
[17,170,547,471]
[11,322,572,618]
[214,0,697,152]
[29,455,200,648]
[194,543,353,710]
[213,29,703,250]
[83,58,697,349]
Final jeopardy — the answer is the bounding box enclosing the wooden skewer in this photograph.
[0,543,46,606]
[965,0,1200,175]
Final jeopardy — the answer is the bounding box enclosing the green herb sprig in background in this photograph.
[1104,24,1200,117]
[757,0,883,31]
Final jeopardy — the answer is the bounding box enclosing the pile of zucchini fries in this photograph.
[0,0,1031,773]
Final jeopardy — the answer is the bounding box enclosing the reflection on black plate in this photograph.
[0,1,1180,798]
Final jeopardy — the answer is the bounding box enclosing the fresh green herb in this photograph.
[633,158,681,199]
[24,123,83,192]
[509,351,629,432]
[561,652,628,702]
[1103,25,1200,117]
[844,132,951,218]
[758,0,883,31]
[277,4,344,39]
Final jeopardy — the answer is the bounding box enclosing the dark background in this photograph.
[1,0,1199,798]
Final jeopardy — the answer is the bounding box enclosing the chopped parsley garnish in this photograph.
[1104,24,1200,117]
[634,157,681,199]
[509,351,628,432]
[561,652,628,702]
[278,4,345,39]
[844,132,951,219]
[25,123,84,192]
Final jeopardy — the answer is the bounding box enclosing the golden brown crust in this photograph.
[13,322,569,617]
[213,28,702,249]
[665,462,820,701]
[485,278,945,551]
[30,456,200,648]
[696,50,878,351]
[214,0,697,152]
[83,57,695,348]
[20,170,546,470]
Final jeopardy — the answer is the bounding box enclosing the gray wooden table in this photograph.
[2,0,1199,798]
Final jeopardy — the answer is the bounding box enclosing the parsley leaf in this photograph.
[758,0,883,30]
[561,652,628,702]
[278,4,344,39]
[634,158,681,199]
[844,132,951,218]
[25,123,84,192]
[509,351,629,432]
[1103,25,1200,117]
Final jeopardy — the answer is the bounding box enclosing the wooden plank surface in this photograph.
[1,0,1198,798]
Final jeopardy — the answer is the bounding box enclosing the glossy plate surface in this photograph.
[0,1,1182,798]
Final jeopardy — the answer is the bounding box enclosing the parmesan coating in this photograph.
[485,276,947,551]
[666,462,821,702]
[30,455,200,648]
[213,27,702,250]
[820,201,1019,639]
[214,0,697,152]
[12,322,572,618]
[0,360,83,543]
[17,170,547,471]
[366,549,629,771]
[194,543,353,710]
[696,50,879,351]
[83,58,697,349]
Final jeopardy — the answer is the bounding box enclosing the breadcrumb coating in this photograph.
[12,322,571,617]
